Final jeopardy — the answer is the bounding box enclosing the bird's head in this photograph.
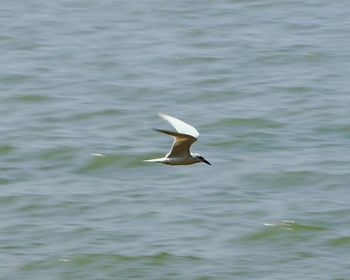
[193,153,211,165]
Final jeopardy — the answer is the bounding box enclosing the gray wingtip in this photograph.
[158,112,167,119]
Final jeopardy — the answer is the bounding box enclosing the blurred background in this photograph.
[1,0,350,279]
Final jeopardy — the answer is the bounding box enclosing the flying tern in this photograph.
[144,113,211,166]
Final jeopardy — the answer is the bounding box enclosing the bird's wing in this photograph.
[153,129,197,157]
[158,113,199,139]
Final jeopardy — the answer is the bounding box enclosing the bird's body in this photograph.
[144,113,211,166]
[144,155,203,165]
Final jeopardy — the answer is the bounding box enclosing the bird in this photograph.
[144,113,211,166]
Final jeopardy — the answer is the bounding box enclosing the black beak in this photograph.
[202,158,211,165]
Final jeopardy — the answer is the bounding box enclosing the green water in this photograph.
[1,1,350,279]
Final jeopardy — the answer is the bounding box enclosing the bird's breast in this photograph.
[165,157,197,165]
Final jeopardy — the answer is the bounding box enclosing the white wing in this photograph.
[158,113,199,139]
[154,129,196,157]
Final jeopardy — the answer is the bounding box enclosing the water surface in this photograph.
[1,1,350,279]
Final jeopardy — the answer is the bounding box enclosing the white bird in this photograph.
[144,113,211,166]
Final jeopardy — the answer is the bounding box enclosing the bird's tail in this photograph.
[143,158,166,163]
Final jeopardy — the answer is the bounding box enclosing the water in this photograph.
[1,1,350,279]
